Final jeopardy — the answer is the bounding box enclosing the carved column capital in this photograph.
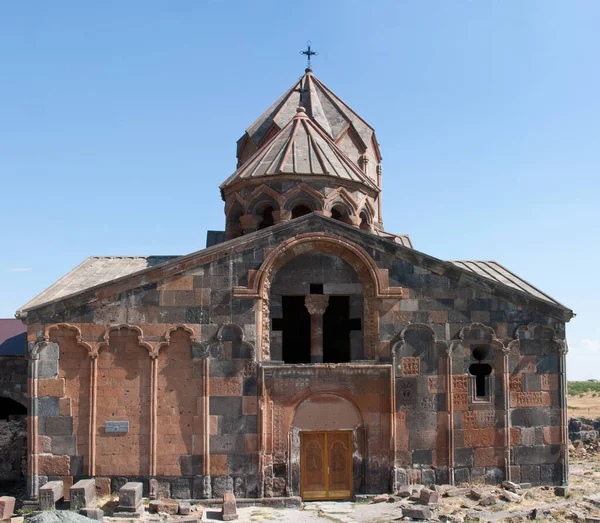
[272,210,291,224]
[304,294,330,316]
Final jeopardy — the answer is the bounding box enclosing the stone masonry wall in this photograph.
[23,215,569,498]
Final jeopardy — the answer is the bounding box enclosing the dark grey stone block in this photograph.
[37,398,60,417]
[170,478,191,499]
[520,465,541,485]
[50,435,76,455]
[210,397,242,417]
[210,435,245,454]
[149,478,170,499]
[228,454,255,475]
[45,416,73,436]
[511,408,550,427]
[245,475,259,498]
[212,476,233,498]
[421,469,435,486]
[471,467,485,484]
[512,445,561,465]
[193,475,211,499]
[454,448,473,467]
[243,377,257,395]
[412,450,432,466]
[436,467,449,485]
[485,467,504,484]
[70,455,84,477]
[540,464,562,485]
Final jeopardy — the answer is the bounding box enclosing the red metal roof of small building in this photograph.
[0,318,26,356]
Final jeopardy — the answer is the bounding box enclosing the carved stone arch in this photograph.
[158,324,199,352]
[107,323,154,357]
[392,323,448,374]
[282,183,324,211]
[457,322,506,353]
[233,232,403,360]
[45,323,101,357]
[515,322,561,354]
[515,322,556,341]
[45,323,83,343]
[225,192,249,215]
[325,187,360,212]
[216,323,256,361]
[247,184,283,211]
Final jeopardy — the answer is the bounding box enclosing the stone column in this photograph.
[272,210,291,224]
[304,295,329,363]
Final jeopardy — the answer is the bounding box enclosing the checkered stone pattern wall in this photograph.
[23,216,568,497]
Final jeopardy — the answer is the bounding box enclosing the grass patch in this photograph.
[568,381,600,396]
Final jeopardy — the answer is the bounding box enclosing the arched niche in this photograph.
[293,393,361,431]
[288,393,365,497]
[269,253,364,363]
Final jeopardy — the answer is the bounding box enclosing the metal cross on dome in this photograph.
[300,41,318,69]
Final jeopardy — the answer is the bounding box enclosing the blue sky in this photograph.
[0,1,598,379]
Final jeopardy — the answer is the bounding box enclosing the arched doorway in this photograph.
[293,394,362,500]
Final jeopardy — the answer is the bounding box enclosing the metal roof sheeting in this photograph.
[451,260,563,307]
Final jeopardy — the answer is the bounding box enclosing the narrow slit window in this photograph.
[469,363,492,398]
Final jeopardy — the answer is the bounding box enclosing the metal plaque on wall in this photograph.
[105,421,129,433]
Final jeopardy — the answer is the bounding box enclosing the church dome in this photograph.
[221,69,384,239]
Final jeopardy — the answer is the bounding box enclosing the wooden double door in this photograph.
[300,430,353,500]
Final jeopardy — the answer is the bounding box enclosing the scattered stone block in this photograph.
[70,479,97,510]
[10,517,24,523]
[478,495,497,507]
[397,485,413,498]
[519,483,532,489]
[469,489,484,501]
[445,488,471,497]
[221,492,238,521]
[502,480,521,492]
[585,494,600,507]
[39,480,64,510]
[372,494,389,503]
[117,482,143,513]
[149,500,179,515]
[179,502,191,515]
[502,489,522,503]
[403,506,433,520]
[419,488,440,507]
[0,497,15,520]
[79,508,104,522]
[555,486,569,497]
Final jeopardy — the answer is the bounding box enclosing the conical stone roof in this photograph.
[222,107,379,192]
[236,69,379,165]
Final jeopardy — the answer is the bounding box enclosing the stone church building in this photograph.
[18,66,573,502]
